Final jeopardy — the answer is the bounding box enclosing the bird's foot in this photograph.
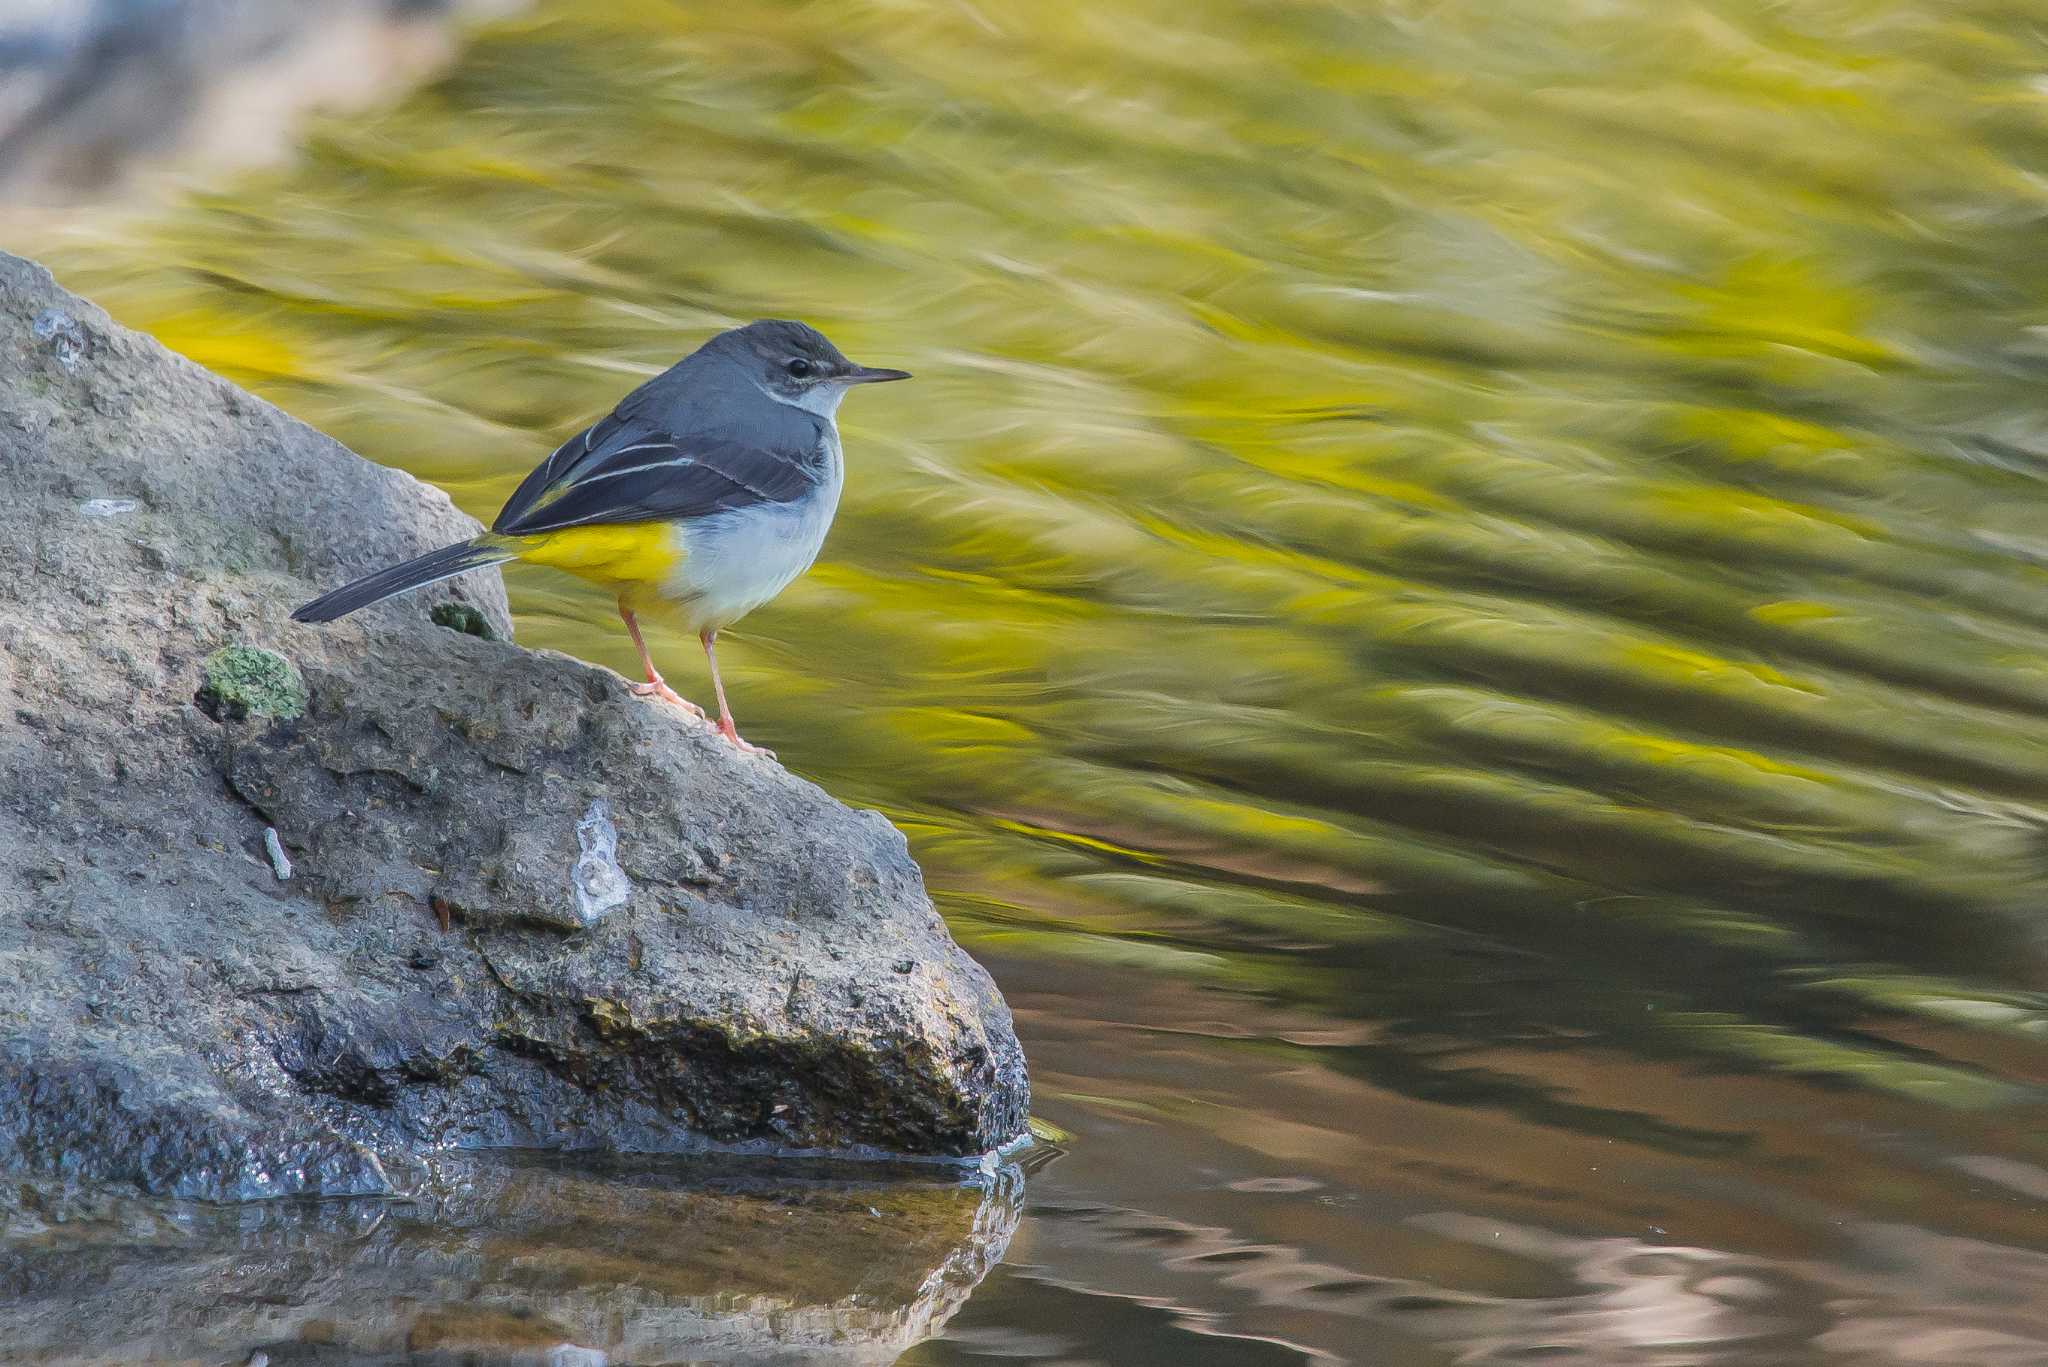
[718,716,774,759]
[630,678,706,719]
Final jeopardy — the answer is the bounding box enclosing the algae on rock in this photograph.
[195,643,307,721]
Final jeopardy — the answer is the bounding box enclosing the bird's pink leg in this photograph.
[619,601,704,719]
[701,630,773,757]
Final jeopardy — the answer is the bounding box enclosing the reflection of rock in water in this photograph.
[0,1152,1021,1365]
[0,0,526,204]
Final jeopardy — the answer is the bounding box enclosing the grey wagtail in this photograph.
[292,319,909,754]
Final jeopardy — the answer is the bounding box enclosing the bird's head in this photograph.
[714,319,911,416]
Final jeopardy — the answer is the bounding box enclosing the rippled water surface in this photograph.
[17,0,2048,1361]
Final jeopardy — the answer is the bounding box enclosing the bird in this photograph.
[291,319,909,755]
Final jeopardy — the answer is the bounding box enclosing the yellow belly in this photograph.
[499,523,682,605]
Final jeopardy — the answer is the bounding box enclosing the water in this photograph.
[1,1153,1019,1364]
[15,0,2048,1361]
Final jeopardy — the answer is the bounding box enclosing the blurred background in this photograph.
[7,0,2048,1362]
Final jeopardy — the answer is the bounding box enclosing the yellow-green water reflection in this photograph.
[18,0,2048,1358]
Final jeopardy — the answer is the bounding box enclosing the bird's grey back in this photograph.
[490,329,832,537]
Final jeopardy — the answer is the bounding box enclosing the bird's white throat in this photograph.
[759,379,851,418]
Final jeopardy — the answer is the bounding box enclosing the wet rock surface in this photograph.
[0,1151,1020,1364]
[0,252,1029,1203]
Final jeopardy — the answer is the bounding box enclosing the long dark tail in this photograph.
[291,538,513,624]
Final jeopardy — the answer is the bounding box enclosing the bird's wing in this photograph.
[494,409,634,529]
[492,415,825,536]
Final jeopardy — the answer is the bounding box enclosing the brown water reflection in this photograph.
[946,956,2048,1366]
[12,0,2048,1362]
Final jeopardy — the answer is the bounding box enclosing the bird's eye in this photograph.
[786,358,813,378]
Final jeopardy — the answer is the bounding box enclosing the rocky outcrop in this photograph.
[0,252,1028,1202]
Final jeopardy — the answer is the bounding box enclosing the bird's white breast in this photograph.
[665,428,843,633]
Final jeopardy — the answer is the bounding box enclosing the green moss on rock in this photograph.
[196,645,307,722]
[430,601,497,641]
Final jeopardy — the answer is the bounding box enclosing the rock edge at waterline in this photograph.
[0,252,1029,1201]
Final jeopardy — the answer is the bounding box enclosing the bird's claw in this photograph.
[630,678,705,719]
[717,719,774,759]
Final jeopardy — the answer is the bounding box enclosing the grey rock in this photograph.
[30,306,84,368]
[0,250,1028,1203]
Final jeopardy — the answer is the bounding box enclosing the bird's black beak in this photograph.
[841,365,912,384]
